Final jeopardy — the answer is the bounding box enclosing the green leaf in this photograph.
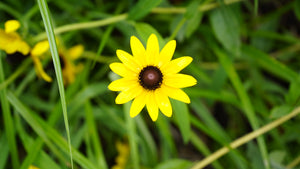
[154,159,192,169]
[285,81,300,105]
[0,134,9,169]
[172,100,191,143]
[210,6,240,56]
[128,0,162,20]
[270,105,293,119]
[294,0,300,21]
[135,22,165,48]
[185,0,203,38]
[242,45,299,83]
[0,52,19,169]
[269,150,286,164]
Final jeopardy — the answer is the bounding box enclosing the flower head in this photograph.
[108,34,197,121]
[0,20,51,82]
[0,20,30,55]
[59,44,84,85]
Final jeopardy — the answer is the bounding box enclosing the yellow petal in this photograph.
[155,89,172,117]
[115,85,143,104]
[110,62,137,77]
[130,91,147,118]
[164,74,197,88]
[108,78,138,91]
[31,40,49,57]
[146,34,159,66]
[130,36,146,67]
[116,50,141,73]
[146,91,159,121]
[161,56,193,74]
[5,20,20,33]
[68,44,84,60]
[31,55,52,82]
[18,41,31,55]
[161,84,190,103]
[158,40,176,67]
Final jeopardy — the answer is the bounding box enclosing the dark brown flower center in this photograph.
[139,66,163,90]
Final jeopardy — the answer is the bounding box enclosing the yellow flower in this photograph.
[108,34,197,121]
[60,44,84,85]
[31,40,52,82]
[28,165,40,169]
[0,20,52,82]
[111,141,129,169]
[0,20,30,55]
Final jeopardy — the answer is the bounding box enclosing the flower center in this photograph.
[139,66,163,90]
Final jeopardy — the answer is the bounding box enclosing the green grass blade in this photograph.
[124,102,140,169]
[214,46,270,169]
[242,45,299,83]
[85,101,108,169]
[36,0,73,168]
[0,132,10,169]
[7,91,98,169]
[0,52,19,169]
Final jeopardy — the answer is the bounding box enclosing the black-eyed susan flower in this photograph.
[0,20,52,82]
[59,44,84,85]
[108,34,197,121]
[0,20,30,55]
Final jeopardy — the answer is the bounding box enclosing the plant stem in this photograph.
[33,14,128,42]
[191,106,300,169]
[151,0,243,14]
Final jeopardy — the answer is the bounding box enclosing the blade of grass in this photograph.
[213,46,270,169]
[7,90,98,169]
[0,52,19,169]
[242,45,299,83]
[85,101,108,169]
[0,132,10,169]
[36,0,74,168]
[136,116,158,166]
[124,102,140,169]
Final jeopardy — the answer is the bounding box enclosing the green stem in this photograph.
[151,0,243,14]
[168,18,186,41]
[33,13,128,42]
[0,52,19,169]
[0,58,31,92]
[191,106,300,169]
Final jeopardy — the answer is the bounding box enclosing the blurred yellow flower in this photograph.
[0,20,52,82]
[28,165,40,169]
[108,34,197,121]
[0,20,30,55]
[111,141,129,169]
[59,44,84,85]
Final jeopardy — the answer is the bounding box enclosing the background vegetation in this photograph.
[1,0,300,169]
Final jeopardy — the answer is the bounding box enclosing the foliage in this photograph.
[1,0,300,169]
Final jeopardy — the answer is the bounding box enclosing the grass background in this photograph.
[1,0,300,169]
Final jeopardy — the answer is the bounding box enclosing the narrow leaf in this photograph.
[172,100,191,143]
[128,0,162,20]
